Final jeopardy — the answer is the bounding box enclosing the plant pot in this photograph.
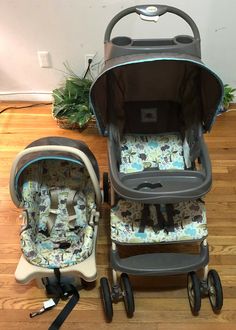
[217,104,229,116]
[86,116,97,128]
[55,117,88,131]
[55,116,96,131]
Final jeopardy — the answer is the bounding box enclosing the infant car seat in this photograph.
[10,137,101,328]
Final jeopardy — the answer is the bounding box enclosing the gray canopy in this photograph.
[90,53,223,135]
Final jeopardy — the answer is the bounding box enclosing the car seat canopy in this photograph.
[10,137,100,207]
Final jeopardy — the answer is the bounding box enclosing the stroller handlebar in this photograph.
[104,4,200,43]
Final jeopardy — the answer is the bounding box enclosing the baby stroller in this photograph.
[90,4,224,321]
[10,137,101,328]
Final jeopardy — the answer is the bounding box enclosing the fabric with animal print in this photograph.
[111,199,207,244]
[20,160,96,269]
[120,133,185,173]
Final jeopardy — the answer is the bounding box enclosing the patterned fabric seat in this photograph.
[20,160,96,269]
[120,133,185,173]
[111,199,207,244]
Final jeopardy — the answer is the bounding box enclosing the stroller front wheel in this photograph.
[100,277,113,322]
[120,273,135,318]
[207,269,223,313]
[187,271,201,314]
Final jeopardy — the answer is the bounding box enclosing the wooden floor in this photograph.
[0,102,235,329]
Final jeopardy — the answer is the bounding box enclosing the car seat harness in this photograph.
[29,185,83,329]
[30,268,80,330]
[138,203,178,234]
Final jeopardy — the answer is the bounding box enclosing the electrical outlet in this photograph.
[37,51,51,68]
[84,54,95,69]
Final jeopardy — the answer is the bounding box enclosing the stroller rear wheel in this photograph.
[100,277,113,322]
[187,271,201,314]
[207,269,223,312]
[120,273,135,318]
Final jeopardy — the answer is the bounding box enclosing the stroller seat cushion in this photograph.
[111,199,207,244]
[20,160,96,269]
[120,133,185,173]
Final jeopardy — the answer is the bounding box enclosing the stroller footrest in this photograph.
[111,242,209,276]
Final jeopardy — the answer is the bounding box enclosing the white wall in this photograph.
[0,0,236,100]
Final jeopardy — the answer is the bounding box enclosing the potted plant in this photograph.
[52,64,93,130]
[223,84,236,110]
[218,84,236,114]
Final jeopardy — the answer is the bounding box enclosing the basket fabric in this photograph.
[20,160,96,269]
[111,199,207,244]
[120,133,185,173]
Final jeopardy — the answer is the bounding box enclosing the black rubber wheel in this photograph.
[120,273,135,318]
[100,277,113,322]
[103,172,109,204]
[207,269,223,313]
[187,272,201,314]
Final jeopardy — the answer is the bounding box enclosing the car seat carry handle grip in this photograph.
[104,5,200,42]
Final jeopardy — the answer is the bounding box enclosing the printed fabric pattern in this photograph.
[111,199,207,244]
[120,133,185,173]
[20,160,96,269]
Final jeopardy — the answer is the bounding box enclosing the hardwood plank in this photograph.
[0,103,235,329]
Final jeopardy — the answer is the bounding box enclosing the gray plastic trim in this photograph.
[104,5,200,42]
[110,241,209,276]
[104,5,201,59]
[108,133,212,204]
[105,36,201,60]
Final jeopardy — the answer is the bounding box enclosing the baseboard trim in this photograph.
[0,92,53,102]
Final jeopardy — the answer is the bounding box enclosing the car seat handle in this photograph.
[104,4,200,42]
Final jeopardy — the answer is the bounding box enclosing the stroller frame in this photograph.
[90,4,224,321]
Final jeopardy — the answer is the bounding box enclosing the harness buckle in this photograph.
[30,298,56,318]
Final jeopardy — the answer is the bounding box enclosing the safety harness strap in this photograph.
[166,204,175,232]
[47,268,80,330]
[48,285,80,330]
[155,204,166,231]
[30,268,80,329]
[138,204,150,233]
[137,204,177,234]
[48,188,79,233]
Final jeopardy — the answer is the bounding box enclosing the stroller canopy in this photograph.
[90,54,223,135]
[10,136,101,207]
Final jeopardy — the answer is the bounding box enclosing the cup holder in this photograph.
[175,35,194,44]
[135,182,163,191]
[112,36,132,46]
